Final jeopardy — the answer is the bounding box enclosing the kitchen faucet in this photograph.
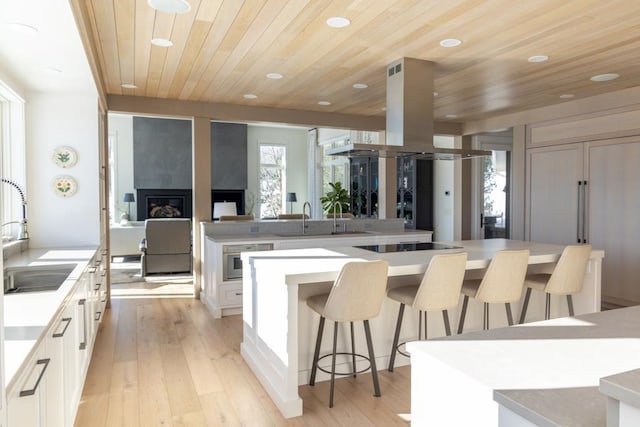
[1,178,29,240]
[302,201,311,234]
[331,200,343,233]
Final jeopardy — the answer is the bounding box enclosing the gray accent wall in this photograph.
[211,122,247,189]
[133,117,192,189]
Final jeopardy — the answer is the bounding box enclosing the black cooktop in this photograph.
[355,242,463,253]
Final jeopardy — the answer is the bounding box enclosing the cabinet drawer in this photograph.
[219,283,243,307]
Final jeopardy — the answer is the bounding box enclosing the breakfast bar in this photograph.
[240,239,604,418]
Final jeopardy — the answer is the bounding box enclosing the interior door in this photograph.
[587,138,640,304]
[527,143,584,244]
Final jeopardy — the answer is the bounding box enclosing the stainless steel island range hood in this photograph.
[327,57,490,159]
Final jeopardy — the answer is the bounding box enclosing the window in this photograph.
[259,144,286,218]
[0,80,26,242]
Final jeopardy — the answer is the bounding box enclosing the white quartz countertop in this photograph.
[206,229,432,243]
[3,247,97,388]
[408,305,640,426]
[244,239,604,279]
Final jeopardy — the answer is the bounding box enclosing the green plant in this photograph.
[320,182,350,214]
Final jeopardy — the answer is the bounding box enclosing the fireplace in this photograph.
[137,189,192,220]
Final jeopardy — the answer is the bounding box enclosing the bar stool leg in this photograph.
[545,293,551,320]
[505,303,514,326]
[309,316,325,386]
[457,295,469,334]
[483,302,490,330]
[329,321,338,408]
[567,295,575,316]
[350,321,356,377]
[418,310,423,341]
[519,287,532,324]
[442,309,451,336]
[388,303,405,372]
[363,320,381,397]
[423,311,428,340]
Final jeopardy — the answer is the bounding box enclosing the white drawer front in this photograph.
[219,283,243,307]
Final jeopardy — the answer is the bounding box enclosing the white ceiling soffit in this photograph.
[0,0,96,95]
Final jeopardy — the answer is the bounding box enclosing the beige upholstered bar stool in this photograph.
[457,249,529,334]
[387,252,468,372]
[519,244,592,323]
[307,260,389,408]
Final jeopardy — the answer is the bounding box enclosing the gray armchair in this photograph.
[139,218,192,277]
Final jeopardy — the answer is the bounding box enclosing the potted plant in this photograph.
[320,182,350,215]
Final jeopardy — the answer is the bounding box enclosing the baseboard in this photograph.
[601,295,640,310]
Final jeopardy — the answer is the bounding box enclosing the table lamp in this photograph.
[123,193,135,219]
[286,192,297,214]
[213,201,237,220]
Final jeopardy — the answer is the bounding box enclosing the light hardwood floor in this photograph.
[74,278,411,426]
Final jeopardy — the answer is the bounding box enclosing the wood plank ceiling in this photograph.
[81,0,640,123]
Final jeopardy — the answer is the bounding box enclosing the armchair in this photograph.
[139,218,192,277]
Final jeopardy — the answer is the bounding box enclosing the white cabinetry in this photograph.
[7,344,48,426]
[527,137,640,304]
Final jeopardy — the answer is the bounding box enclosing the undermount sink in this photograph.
[3,264,76,294]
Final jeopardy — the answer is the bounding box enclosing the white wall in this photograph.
[26,93,100,247]
[108,114,135,220]
[433,135,455,241]
[247,124,309,216]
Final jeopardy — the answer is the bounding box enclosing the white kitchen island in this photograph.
[240,239,604,418]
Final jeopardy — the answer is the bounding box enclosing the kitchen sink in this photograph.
[3,264,76,294]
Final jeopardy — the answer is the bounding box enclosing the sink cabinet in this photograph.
[5,250,99,427]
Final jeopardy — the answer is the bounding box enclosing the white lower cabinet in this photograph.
[6,251,99,427]
[7,344,48,426]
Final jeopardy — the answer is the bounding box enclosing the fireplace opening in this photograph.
[137,189,192,220]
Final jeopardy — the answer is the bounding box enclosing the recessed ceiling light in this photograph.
[528,55,549,63]
[433,91,439,97]
[151,38,173,47]
[352,83,368,89]
[266,73,283,80]
[559,94,575,99]
[147,0,191,14]
[5,22,38,35]
[318,101,332,106]
[590,73,619,82]
[445,114,458,119]
[326,17,350,28]
[121,83,138,89]
[243,94,258,99]
[440,38,462,48]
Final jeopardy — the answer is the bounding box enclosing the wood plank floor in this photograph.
[74,278,411,426]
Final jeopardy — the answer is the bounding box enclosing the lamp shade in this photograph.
[286,192,297,202]
[213,201,237,219]
[123,192,135,202]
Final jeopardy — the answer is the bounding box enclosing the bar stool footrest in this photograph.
[316,352,372,377]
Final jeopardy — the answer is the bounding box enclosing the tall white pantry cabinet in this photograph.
[527,127,640,306]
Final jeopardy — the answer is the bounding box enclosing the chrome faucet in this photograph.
[302,201,311,234]
[1,178,29,240]
[331,201,343,233]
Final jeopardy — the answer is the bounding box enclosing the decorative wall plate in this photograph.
[53,146,78,168]
[53,175,77,198]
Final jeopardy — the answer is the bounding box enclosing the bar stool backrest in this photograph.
[476,249,530,303]
[322,260,389,322]
[545,245,592,295]
[413,252,468,312]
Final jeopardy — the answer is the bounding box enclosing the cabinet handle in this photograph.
[235,292,243,296]
[577,181,582,243]
[79,299,87,350]
[87,267,97,274]
[95,311,102,322]
[52,317,72,338]
[19,358,50,397]
[582,180,588,243]
[94,282,101,291]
